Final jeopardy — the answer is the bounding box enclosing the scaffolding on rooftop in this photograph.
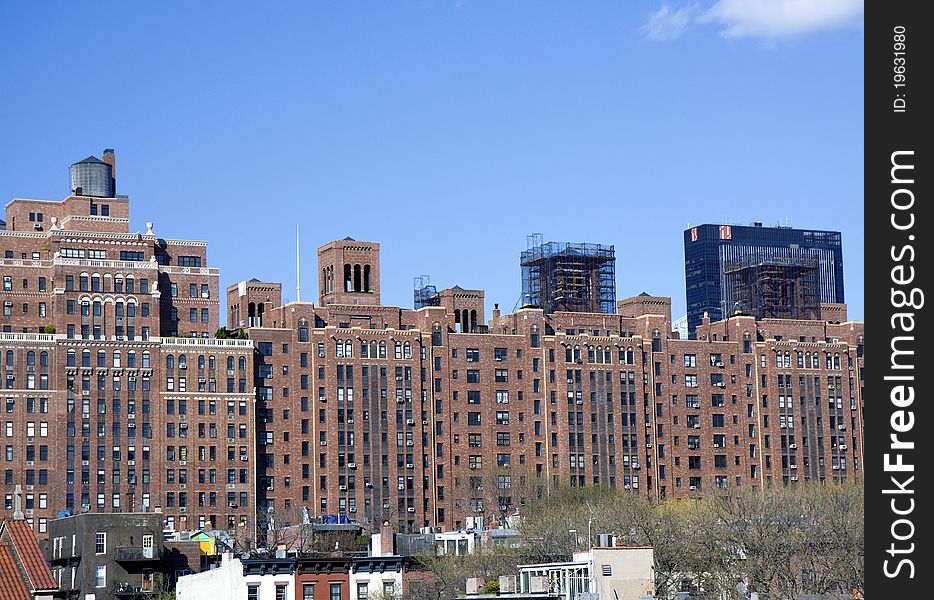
[519,235,617,314]
[414,275,440,309]
[723,257,821,321]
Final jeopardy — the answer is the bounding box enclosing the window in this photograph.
[331,583,342,600]
[304,585,316,600]
[178,256,203,267]
[95,565,106,588]
[276,584,289,600]
[248,585,260,600]
[357,583,369,600]
[95,531,106,554]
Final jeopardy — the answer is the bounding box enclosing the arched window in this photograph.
[370,341,377,358]
[604,347,611,364]
[403,342,411,359]
[345,341,353,358]
[394,343,402,360]
[454,310,461,333]
[227,356,235,371]
[97,350,106,367]
[209,355,216,371]
[198,355,206,370]
[354,264,362,292]
[379,341,387,359]
[363,265,371,292]
[82,350,91,368]
[344,264,353,292]
[27,351,36,367]
[565,345,572,363]
[166,354,175,370]
[239,356,246,371]
[67,349,76,367]
[178,355,187,369]
[142,351,151,368]
[470,310,477,332]
[4,351,12,369]
[298,320,309,342]
[128,351,136,368]
[113,351,122,368]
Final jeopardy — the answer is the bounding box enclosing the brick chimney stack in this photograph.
[380,520,394,556]
[13,484,24,520]
[102,148,116,192]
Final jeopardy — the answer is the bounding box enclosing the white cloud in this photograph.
[641,0,863,41]
[703,0,863,38]
[641,3,699,41]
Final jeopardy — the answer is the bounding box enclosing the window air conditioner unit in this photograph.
[406,463,413,469]
[789,443,797,449]
[406,419,415,425]
[839,444,847,450]
[398,484,405,490]
[347,418,354,424]
[339,485,346,491]
[348,463,356,469]
[790,465,797,469]
[790,475,798,481]
[321,440,327,445]
[838,425,846,430]
[689,485,697,490]
[407,507,415,513]
[422,420,429,425]
[495,358,503,362]
[832,465,840,470]
[349,507,356,513]
[406,441,414,446]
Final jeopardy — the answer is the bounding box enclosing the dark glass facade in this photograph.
[684,223,844,336]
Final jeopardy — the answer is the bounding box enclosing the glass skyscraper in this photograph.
[683,222,844,337]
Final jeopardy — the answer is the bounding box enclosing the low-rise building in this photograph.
[461,546,654,600]
[44,511,193,599]
[176,552,295,600]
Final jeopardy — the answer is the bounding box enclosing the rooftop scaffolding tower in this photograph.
[724,257,821,321]
[519,235,617,314]
[414,275,440,309]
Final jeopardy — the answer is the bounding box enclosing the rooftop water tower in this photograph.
[70,148,116,197]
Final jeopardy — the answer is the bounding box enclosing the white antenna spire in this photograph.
[296,224,301,303]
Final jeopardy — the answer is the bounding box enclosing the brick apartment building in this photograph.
[1,151,255,541]
[234,241,865,535]
[3,151,865,544]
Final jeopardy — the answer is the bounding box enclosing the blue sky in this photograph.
[0,1,864,321]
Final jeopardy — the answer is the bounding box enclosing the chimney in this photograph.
[702,311,710,326]
[102,148,116,194]
[13,485,24,520]
[492,303,500,319]
[380,520,394,556]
